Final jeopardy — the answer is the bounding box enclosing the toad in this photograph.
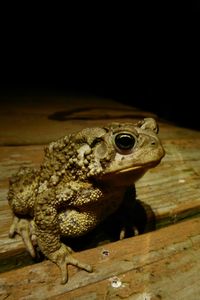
[8,118,165,283]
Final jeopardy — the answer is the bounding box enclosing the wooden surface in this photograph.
[0,95,200,299]
[1,218,200,300]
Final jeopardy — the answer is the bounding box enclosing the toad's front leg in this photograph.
[48,242,92,284]
[35,197,92,284]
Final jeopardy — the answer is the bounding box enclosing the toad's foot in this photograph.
[119,225,139,240]
[9,216,36,257]
[49,243,93,284]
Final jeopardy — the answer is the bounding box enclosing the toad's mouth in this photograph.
[116,160,160,174]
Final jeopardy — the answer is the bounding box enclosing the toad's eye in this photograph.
[115,133,136,151]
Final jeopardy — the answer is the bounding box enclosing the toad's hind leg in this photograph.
[8,167,39,256]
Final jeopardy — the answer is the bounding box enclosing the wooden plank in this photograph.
[1,95,200,146]
[0,218,200,300]
[0,96,156,146]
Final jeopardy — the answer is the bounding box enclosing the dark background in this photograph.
[0,5,199,129]
[0,55,198,129]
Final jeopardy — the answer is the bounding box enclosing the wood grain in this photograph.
[0,218,200,300]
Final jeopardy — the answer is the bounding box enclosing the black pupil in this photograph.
[115,133,135,150]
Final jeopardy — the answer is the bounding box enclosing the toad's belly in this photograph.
[58,194,123,237]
